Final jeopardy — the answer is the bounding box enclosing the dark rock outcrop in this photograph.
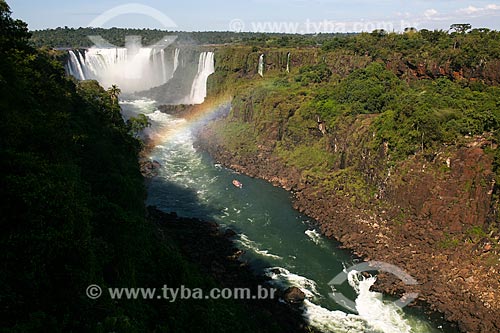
[283,287,306,305]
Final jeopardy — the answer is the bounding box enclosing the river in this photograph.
[122,98,453,333]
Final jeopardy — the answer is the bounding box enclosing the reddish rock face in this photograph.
[385,58,500,85]
[389,145,495,234]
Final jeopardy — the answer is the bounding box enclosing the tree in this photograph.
[404,27,418,33]
[450,24,472,50]
[107,84,121,104]
[371,29,388,38]
[127,114,151,138]
[450,23,472,34]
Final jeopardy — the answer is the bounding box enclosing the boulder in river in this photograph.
[140,159,162,178]
[283,287,306,304]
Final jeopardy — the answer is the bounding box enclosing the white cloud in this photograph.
[457,3,500,16]
[486,4,500,10]
[424,9,438,18]
[458,6,480,15]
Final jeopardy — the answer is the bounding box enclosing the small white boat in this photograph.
[232,180,243,188]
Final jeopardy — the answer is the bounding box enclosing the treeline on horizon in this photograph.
[30,27,353,48]
[31,25,499,52]
[0,1,293,332]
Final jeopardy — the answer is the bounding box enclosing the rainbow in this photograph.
[146,94,232,148]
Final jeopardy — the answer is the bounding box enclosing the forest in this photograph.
[30,26,346,48]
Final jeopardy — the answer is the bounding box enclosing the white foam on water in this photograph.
[121,98,156,110]
[348,271,413,333]
[264,267,320,299]
[142,111,189,143]
[302,300,369,333]
[305,229,323,245]
[237,235,283,260]
[264,264,424,333]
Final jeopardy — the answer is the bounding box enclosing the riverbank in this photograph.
[194,120,500,333]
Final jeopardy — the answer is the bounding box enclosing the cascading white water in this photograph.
[286,52,291,73]
[67,47,181,93]
[160,49,167,83]
[186,51,215,104]
[172,48,180,78]
[68,50,86,80]
[258,54,265,77]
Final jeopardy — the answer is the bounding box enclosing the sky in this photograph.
[8,0,500,33]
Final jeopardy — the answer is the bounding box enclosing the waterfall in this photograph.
[187,52,215,104]
[66,48,171,93]
[68,50,86,80]
[172,48,180,78]
[258,54,265,77]
[286,52,291,73]
[67,48,215,105]
[160,49,167,83]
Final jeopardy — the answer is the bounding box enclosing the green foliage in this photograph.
[127,114,151,138]
[465,225,488,243]
[333,63,403,114]
[295,63,332,85]
[320,28,500,72]
[215,121,258,156]
[450,24,472,34]
[277,141,335,174]
[207,41,500,210]
[374,79,500,158]
[30,27,351,49]
[107,84,121,105]
[322,169,374,204]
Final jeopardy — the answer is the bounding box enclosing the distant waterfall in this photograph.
[258,54,265,77]
[187,52,215,104]
[172,48,180,78]
[160,49,167,83]
[67,48,179,93]
[286,52,291,73]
